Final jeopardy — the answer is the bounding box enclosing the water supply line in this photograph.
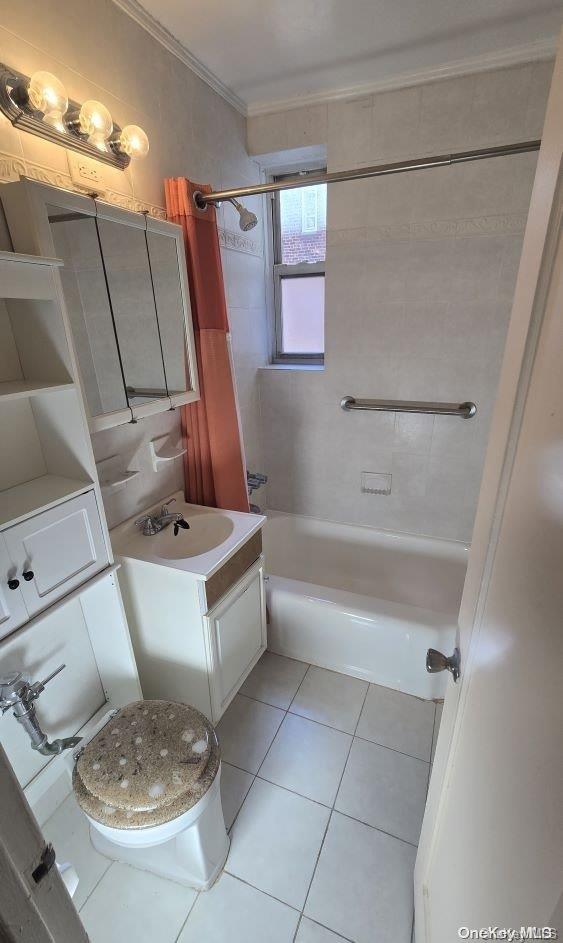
[0,665,82,756]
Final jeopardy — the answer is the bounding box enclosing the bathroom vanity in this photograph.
[111,494,267,723]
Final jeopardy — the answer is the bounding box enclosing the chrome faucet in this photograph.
[0,664,82,756]
[135,498,191,537]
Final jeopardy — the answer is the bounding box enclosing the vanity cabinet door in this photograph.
[205,558,267,723]
[0,534,28,640]
[3,490,108,617]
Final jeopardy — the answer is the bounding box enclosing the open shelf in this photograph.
[149,434,187,472]
[96,455,140,496]
[0,380,75,402]
[0,474,94,530]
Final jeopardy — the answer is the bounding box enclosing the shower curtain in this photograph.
[164,178,249,512]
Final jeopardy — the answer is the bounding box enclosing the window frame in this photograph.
[271,169,326,366]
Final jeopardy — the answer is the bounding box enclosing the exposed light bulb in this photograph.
[118,124,149,159]
[79,100,113,150]
[27,71,68,131]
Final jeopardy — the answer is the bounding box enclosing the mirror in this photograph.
[95,219,168,407]
[24,180,201,430]
[47,205,129,418]
[146,229,192,396]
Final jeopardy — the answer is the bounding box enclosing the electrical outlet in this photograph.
[77,159,100,182]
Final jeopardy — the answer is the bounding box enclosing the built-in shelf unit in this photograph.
[0,252,100,531]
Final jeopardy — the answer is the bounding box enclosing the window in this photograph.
[272,171,326,364]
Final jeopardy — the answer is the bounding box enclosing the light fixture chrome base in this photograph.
[0,63,131,171]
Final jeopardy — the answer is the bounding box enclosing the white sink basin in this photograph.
[110,494,264,580]
[147,511,234,560]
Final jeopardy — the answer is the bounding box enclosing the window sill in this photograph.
[260,363,325,372]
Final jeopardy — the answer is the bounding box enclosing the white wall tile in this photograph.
[253,63,550,540]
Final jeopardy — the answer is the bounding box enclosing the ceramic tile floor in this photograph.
[43,652,442,943]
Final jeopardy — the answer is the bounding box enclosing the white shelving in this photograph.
[0,252,102,538]
[0,380,75,402]
[96,455,140,496]
[149,434,187,472]
[0,475,93,531]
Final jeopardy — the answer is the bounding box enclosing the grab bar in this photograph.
[340,396,477,418]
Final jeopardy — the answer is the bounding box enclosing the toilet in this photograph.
[72,699,229,890]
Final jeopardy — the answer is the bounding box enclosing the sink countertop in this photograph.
[110,491,265,581]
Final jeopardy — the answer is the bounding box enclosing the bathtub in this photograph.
[262,511,469,700]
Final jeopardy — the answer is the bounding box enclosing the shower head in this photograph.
[230,198,258,232]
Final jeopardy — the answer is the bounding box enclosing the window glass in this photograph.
[279,183,326,264]
[280,275,325,354]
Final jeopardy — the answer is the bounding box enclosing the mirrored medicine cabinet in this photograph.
[1,179,199,430]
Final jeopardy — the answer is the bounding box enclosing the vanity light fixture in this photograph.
[114,124,150,159]
[27,70,68,132]
[75,99,114,150]
[0,61,149,170]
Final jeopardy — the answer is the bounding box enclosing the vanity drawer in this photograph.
[203,530,262,611]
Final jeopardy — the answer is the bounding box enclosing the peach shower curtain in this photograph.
[165,178,249,512]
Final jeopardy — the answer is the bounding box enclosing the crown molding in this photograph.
[111,0,247,116]
[246,37,558,117]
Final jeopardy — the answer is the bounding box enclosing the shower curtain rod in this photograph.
[194,139,541,208]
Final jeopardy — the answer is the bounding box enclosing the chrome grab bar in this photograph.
[341,396,476,418]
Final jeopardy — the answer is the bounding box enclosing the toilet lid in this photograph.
[73,700,220,829]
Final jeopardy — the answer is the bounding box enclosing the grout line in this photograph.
[173,889,200,943]
[300,915,357,943]
[77,857,113,913]
[300,681,370,918]
[287,662,312,712]
[425,702,438,799]
[352,731,431,764]
[233,694,432,764]
[253,662,312,780]
[240,681,434,762]
[222,868,303,913]
[292,912,304,943]
[332,809,419,849]
[225,770,256,835]
[255,772,334,811]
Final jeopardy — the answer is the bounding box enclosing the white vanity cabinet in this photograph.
[205,558,266,721]
[0,535,28,637]
[113,501,267,724]
[2,490,107,619]
[0,490,108,638]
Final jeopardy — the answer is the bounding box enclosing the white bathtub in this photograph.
[263,511,468,700]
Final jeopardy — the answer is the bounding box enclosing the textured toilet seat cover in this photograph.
[73,700,220,829]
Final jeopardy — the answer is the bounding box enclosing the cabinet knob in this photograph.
[7,579,20,590]
[22,570,34,582]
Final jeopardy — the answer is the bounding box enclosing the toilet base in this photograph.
[88,774,229,890]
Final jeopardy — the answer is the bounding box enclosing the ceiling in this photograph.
[125,0,561,113]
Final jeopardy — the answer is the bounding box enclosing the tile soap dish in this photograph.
[149,434,187,472]
[96,455,140,496]
[361,471,392,496]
